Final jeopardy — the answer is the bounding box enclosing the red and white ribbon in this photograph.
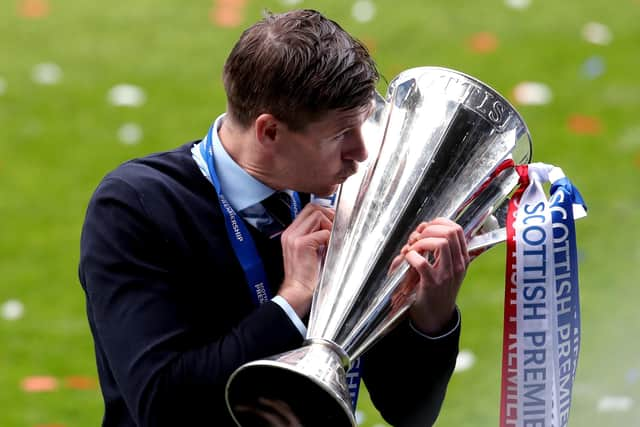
[500,163,587,427]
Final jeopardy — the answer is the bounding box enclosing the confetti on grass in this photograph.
[352,0,376,23]
[505,0,531,9]
[118,123,143,145]
[64,376,99,390]
[468,32,498,53]
[32,62,62,85]
[581,55,605,79]
[361,37,377,55]
[21,376,59,392]
[512,81,552,106]
[1,299,24,320]
[582,22,613,45]
[107,84,146,107]
[17,0,49,18]
[626,368,640,384]
[597,395,634,412]
[567,114,603,135]
[210,0,246,28]
[454,349,476,373]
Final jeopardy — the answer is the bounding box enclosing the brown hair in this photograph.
[223,9,379,131]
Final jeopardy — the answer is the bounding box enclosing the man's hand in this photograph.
[396,218,470,335]
[277,203,334,318]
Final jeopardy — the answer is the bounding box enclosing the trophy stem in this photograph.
[226,340,356,427]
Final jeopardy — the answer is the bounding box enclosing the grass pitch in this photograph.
[1,0,639,426]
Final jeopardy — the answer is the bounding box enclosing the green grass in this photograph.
[1,0,639,426]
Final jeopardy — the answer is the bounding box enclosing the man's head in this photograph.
[222,9,379,132]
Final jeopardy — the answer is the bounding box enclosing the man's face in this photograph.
[273,106,371,196]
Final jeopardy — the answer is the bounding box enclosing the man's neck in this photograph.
[218,118,282,191]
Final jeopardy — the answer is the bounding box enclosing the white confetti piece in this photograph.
[352,0,376,23]
[32,62,62,85]
[108,84,146,107]
[597,395,633,412]
[280,0,303,4]
[512,81,553,106]
[454,349,476,373]
[505,0,531,9]
[355,409,365,424]
[582,22,613,46]
[118,123,143,145]
[1,299,25,320]
[0,76,6,95]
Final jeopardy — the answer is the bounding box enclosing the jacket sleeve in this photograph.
[79,177,302,426]
[362,310,461,427]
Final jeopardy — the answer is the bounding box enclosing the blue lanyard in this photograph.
[200,125,299,306]
[286,190,302,219]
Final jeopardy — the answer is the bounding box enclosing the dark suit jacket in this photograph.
[79,142,460,427]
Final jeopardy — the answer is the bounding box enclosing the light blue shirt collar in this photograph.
[192,114,275,212]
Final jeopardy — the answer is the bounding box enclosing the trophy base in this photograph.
[226,346,356,427]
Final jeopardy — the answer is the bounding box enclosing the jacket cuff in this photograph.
[408,306,461,340]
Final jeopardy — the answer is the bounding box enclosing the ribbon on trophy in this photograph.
[500,163,587,427]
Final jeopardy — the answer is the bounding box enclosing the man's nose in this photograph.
[343,129,368,162]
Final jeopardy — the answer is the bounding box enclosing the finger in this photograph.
[407,230,422,246]
[428,217,458,227]
[295,229,331,251]
[408,237,449,262]
[284,204,332,235]
[389,253,405,273]
[457,225,470,265]
[417,223,467,272]
[416,221,429,233]
[408,237,454,284]
[429,218,468,257]
[294,203,335,223]
[405,249,436,285]
[286,209,333,237]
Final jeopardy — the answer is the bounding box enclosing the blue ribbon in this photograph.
[550,177,587,213]
[285,190,302,219]
[549,176,585,426]
[346,359,363,410]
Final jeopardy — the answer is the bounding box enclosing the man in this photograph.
[79,9,469,427]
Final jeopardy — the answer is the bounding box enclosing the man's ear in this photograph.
[255,114,279,147]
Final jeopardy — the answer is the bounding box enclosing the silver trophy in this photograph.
[226,66,532,426]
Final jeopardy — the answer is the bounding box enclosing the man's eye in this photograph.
[332,130,349,141]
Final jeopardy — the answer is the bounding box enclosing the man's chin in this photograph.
[313,184,341,197]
